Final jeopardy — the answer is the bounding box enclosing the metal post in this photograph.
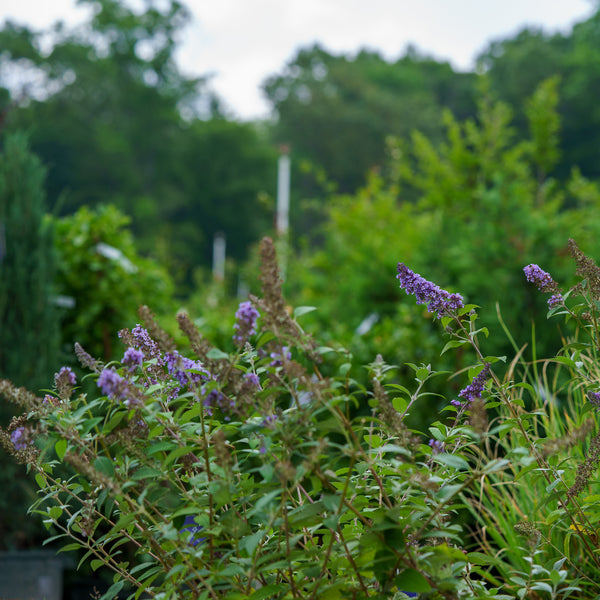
[276,146,290,280]
[276,146,290,235]
[213,232,226,281]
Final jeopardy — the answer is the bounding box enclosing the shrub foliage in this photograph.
[2,237,600,598]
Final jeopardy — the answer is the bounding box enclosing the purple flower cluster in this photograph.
[523,264,562,308]
[97,368,134,405]
[428,438,444,454]
[456,363,491,406]
[130,325,164,365]
[270,346,292,367]
[165,351,209,388]
[547,294,563,308]
[204,388,235,417]
[262,414,277,428]
[54,366,77,399]
[244,373,261,389]
[396,263,464,318]
[11,427,28,451]
[588,391,600,409]
[523,264,554,291]
[122,347,144,371]
[233,301,260,347]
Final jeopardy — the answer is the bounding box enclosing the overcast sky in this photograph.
[0,0,595,120]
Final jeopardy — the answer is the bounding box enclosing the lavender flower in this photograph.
[396,263,464,318]
[54,366,77,399]
[122,347,144,371]
[429,438,445,454]
[97,368,142,407]
[588,392,600,410]
[165,351,209,388]
[523,264,554,292]
[244,373,261,389]
[130,325,164,365]
[458,363,491,405]
[233,301,260,347]
[43,394,60,407]
[10,427,28,451]
[204,388,235,416]
[262,414,277,428]
[523,265,563,308]
[270,346,292,367]
[547,294,563,308]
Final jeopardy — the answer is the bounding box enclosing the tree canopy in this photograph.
[0,0,276,285]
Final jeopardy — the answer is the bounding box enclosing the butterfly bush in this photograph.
[3,237,600,599]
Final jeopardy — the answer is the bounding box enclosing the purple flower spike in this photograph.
[523,264,554,292]
[547,294,562,308]
[429,439,445,454]
[233,301,260,347]
[54,366,77,399]
[130,325,164,365]
[458,363,491,405]
[11,427,28,451]
[396,263,464,318]
[97,368,141,407]
[123,347,144,371]
[165,351,209,388]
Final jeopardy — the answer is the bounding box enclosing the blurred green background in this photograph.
[3,0,600,558]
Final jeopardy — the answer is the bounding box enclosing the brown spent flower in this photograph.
[568,238,600,300]
[74,342,102,373]
[138,305,177,353]
[568,429,600,499]
[176,311,214,364]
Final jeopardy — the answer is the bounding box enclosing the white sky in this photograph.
[0,0,595,120]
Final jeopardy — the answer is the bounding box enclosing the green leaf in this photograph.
[248,584,288,600]
[207,348,229,360]
[395,568,432,593]
[466,551,502,566]
[131,466,162,481]
[293,305,317,318]
[434,453,470,471]
[100,581,124,600]
[102,411,126,435]
[93,456,115,477]
[287,501,325,526]
[48,505,63,520]
[241,529,266,555]
[55,438,67,461]
[90,559,105,572]
[482,458,510,474]
[441,339,467,355]
[364,434,382,448]
[416,367,430,382]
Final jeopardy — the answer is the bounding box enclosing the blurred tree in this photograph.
[0,132,59,390]
[53,204,174,361]
[0,132,59,548]
[288,80,600,386]
[263,44,477,195]
[479,6,600,180]
[0,0,276,284]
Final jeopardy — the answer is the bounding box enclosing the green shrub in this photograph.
[3,237,600,598]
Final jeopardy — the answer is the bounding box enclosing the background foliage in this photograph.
[2,1,600,573]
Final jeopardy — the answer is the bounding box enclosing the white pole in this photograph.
[213,232,226,281]
[276,147,290,235]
